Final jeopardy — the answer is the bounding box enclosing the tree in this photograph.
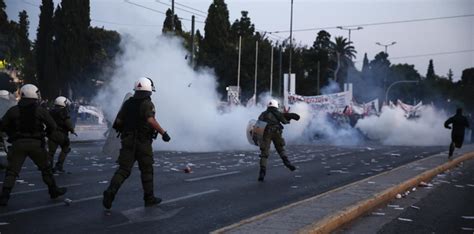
[309,30,332,90]
[330,36,356,83]
[200,0,231,94]
[387,64,421,103]
[361,52,369,76]
[230,11,254,38]
[54,0,91,98]
[36,0,56,97]
[426,59,435,80]
[0,0,5,22]
[17,10,35,83]
[447,68,453,82]
[0,0,17,62]
[461,68,474,85]
[313,30,331,51]
[162,8,182,34]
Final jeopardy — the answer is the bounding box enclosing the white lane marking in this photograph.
[330,152,351,157]
[162,189,218,204]
[108,189,219,228]
[0,195,102,218]
[0,189,220,219]
[184,171,240,182]
[12,183,82,195]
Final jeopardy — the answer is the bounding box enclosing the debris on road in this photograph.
[397,217,413,222]
[371,212,385,216]
[64,198,72,206]
[418,181,433,187]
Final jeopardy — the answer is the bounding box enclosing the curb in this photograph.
[299,151,474,234]
[212,150,474,234]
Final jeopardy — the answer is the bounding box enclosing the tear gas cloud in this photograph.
[356,106,451,146]
[94,32,453,151]
[94,33,308,152]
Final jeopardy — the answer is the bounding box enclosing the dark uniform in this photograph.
[103,92,169,208]
[444,108,470,157]
[48,106,75,172]
[257,106,296,181]
[0,99,67,205]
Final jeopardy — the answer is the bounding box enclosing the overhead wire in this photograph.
[155,0,206,18]
[269,14,474,34]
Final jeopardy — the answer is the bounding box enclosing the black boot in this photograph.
[283,160,296,171]
[144,194,162,207]
[449,142,455,158]
[258,167,266,182]
[0,188,11,206]
[102,190,115,209]
[49,186,67,199]
[54,163,65,173]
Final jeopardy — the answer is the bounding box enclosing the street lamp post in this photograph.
[336,26,363,43]
[288,0,294,76]
[385,80,419,104]
[376,41,397,54]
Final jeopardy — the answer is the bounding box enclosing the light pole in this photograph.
[288,0,294,76]
[385,80,419,104]
[376,41,397,99]
[336,26,363,43]
[376,41,397,54]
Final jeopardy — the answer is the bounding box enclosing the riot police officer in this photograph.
[257,99,299,182]
[48,96,76,173]
[102,77,171,209]
[0,84,67,205]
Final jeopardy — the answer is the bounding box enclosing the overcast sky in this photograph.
[5,0,474,81]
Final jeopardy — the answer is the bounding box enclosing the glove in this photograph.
[288,113,300,121]
[71,132,78,137]
[284,113,300,121]
[162,132,171,142]
[446,126,452,129]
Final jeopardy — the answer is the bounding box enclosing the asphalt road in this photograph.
[0,141,445,234]
[340,153,474,234]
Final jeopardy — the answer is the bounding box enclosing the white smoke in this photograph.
[94,33,309,152]
[356,105,451,146]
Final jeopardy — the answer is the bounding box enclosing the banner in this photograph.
[289,91,352,113]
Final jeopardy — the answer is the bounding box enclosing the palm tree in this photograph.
[330,36,356,82]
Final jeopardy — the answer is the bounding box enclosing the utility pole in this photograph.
[288,0,294,76]
[375,41,397,103]
[270,46,274,96]
[254,41,259,104]
[336,26,363,43]
[171,0,175,31]
[376,41,397,54]
[237,36,242,92]
[279,45,283,97]
[190,15,195,66]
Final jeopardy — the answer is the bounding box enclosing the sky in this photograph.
[5,0,474,81]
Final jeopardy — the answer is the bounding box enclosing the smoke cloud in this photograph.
[94,32,454,151]
[356,106,451,146]
[94,33,309,152]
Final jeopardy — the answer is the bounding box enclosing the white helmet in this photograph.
[54,96,70,107]
[134,77,155,92]
[268,99,279,108]
[0,90,10,100]
[20,84,40,99]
